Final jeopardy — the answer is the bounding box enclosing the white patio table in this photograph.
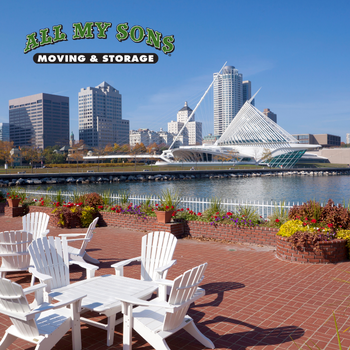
[49,274,158,347]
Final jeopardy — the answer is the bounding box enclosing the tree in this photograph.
[261,148,273,165]
[69,141,86,171]
[0,141,14,173]
[21,146,42,173]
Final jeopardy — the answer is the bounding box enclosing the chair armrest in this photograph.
[69,260,98,278]
[26,293,87,321]
[154,278,174,287]
[154,259,176,277]
[59,233,87,238]
[43,229,50,236]
[23,283,47,295]
[29,267,53,283]
[111,256,141,276]
[65,238,91,243]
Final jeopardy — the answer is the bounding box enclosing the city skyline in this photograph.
[1,0,349,143]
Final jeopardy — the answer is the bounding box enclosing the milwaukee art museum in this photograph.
[157,97,320,168]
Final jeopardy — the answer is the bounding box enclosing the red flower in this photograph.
[172,212,176,216]
[216,212,220,215]
[227,212,232,216]
[156,203,159,206]
[304,217,308,221]
[275,219,280,223]
[198,212,202,216]
[303,223,307,226]
[214,216,217,219]
[327,223,333,228]
[187,208,189,211]
[181,208,184,211]
[311,219,317,223]
[171,206,174,209]
[165,205,169,210]
[98,205,103,210]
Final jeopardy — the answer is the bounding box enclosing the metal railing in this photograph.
[23,190,305,218]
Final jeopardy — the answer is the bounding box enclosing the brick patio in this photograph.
[1,214,350,350]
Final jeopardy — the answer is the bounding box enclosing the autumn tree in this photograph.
[69,140,86,171]
[261,148,273,164]
[0,141,14,173]
[21,146,42,173]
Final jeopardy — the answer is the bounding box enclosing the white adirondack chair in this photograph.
[22,212,50,240]
[28,236,99,301]
[0,230,32,278]
[0,278,85,350]
[112,231,177,281]
[59,217,99,265]
[119,263,215,350]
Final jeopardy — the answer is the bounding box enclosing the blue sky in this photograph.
[1,0,349,142]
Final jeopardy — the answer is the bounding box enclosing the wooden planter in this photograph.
[7,198,21,208]
[155,211,174,223]
[276,235,348,264]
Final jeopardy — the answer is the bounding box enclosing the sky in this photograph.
[1,0,350,142]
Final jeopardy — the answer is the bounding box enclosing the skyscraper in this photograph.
[0,123,10,141]
[263,108,277,123]
[79,82,129,148]
[213,66,243,136]
[168,102,202,146]
[9,93,69,149]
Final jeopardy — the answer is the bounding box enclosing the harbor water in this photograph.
[23,174,350,205]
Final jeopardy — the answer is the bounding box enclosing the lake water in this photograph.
[24,174,350,205]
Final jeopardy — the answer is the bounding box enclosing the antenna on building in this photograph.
[168,62,227,150]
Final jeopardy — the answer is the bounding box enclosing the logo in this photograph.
[24,22,175,64]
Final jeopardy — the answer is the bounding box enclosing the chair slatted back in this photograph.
[0,278,39,337]
[28,236,70,290]
[141,231,177,281]
[78,217,98,255]
[0,231,32,271]
[22,212,49,240]
[163,263,207,332]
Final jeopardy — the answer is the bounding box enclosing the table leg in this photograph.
[123,303,133,350]
[71,300,82,350]
[107,314,116,346]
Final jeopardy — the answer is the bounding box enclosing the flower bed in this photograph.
[276,235,347,264]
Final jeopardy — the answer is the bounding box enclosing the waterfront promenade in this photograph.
[1,215,350,349]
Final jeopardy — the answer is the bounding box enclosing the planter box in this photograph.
[276,235,348,264]
[4,206,29,218]
[155,211,174,223]
[7,198,21,208]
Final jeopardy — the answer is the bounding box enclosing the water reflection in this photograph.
[25,175,350,204]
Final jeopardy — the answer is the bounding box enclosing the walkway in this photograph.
[1,215,350,349]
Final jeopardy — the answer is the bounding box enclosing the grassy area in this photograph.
[0,163,348,175]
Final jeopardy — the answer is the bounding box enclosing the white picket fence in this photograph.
[23,189,304,218]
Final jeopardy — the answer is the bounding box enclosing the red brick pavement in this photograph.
[1,214,350,349]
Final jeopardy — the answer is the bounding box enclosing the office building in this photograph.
[79,82,129,148]
[129,129,159,147]
[346,133,350,144]
[9,93,69,149]
[292,133,341,147]
[313,134,341,147]
[0,123,10,141]
[214,66,243,136]
[168,102,202,146]
[242,80,255,106]
[263,108,277,123]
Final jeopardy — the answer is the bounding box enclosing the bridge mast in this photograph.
[168,61,227,150]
